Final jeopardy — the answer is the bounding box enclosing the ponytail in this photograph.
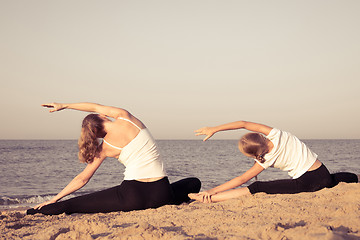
[255,153,266,163]
[78,114,105,163]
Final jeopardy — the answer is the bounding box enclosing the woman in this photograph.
[27,102,200,215]
[189,120,358,203]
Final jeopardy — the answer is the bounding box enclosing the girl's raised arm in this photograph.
[41,102,130,119]
[195,121,273,141]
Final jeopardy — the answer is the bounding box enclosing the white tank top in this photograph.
[255,128,318,179]
[103,117,166,180]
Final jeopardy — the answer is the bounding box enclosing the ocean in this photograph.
[1,139,359,209]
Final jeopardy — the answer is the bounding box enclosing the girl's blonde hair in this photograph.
[78,114,105,163]
[238,133,270,163]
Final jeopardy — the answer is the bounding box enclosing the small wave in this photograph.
[0,195,55,208]
[0,191,94,209]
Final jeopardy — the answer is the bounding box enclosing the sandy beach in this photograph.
[1,183,359,240]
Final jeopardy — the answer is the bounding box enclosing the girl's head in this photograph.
[238,133,271,163]
[78,114,106,163]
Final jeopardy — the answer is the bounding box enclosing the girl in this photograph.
[189,121,358,203]
[27,102,200,215]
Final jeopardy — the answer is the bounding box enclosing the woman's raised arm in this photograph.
[41,102,130,119]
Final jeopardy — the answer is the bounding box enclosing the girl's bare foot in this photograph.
[188,193,204,202]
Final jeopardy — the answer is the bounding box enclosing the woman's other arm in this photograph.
[34,153,107,209]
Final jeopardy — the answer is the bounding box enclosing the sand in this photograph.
[1,183,359,240]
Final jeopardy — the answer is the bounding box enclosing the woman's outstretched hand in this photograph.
[194,127,217,141]
[41,103,66,113]
[34,199,57,209]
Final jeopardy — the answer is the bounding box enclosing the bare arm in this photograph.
[207,162,264,195]
[41,102,130,119]
[189,162,264,203]
[195,121,273,141]
[35,153,107,209]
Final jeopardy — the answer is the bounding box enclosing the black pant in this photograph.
[248,164,358,194]
[27,177,201,215]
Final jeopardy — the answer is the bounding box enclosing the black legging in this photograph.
[248,164,358,194]
[27,177,201,215]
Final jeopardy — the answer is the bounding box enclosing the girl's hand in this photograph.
[41,103,66,113]
[194,127,217,141]
[34,199,57,209]
[188,191,213,203]
[200,191,213,203]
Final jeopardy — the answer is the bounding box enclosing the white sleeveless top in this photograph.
[103,117,166,180]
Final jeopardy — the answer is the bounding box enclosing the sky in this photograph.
[1,0,359,140]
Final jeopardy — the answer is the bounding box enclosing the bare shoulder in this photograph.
[116,112,146,129]
[100,141,121,159]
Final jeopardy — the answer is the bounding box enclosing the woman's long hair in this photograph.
[78,114,105,163]
[238,133,270,163]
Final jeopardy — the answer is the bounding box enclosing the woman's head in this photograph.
[78,114,106,163]
[238,133,270,163]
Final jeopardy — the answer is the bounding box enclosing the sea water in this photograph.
[0,139,359,209]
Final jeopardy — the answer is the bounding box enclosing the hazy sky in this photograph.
[1,1,359,140]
